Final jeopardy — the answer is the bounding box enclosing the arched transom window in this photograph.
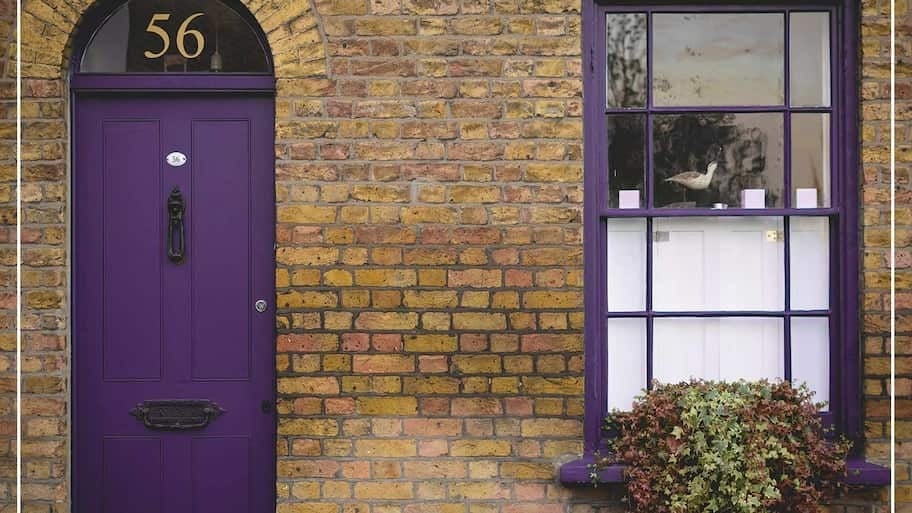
[80,0,270,73]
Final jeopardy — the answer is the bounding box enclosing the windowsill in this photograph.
[559,455,889,487]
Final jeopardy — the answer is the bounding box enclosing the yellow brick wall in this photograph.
[270,0,592,508]
[862,0,907,509]
[0,0,15,508]
[12,0,900,511]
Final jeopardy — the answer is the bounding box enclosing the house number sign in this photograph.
[165,151,187,167]
[144,13,206,59]
[166,152,187,167]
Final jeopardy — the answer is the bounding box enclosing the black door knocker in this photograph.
[167,187,186,263]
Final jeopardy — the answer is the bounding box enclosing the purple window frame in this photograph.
[561,0,888,486]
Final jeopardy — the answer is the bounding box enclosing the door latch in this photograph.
[261,400,273,414]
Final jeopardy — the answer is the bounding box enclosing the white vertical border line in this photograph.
[15,0,21,509]
[890,0,896,512]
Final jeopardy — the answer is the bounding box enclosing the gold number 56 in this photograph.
[144,13,206,60]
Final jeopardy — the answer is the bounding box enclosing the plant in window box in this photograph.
[593,380,850,513]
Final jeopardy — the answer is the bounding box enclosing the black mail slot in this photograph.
[129,399,225,430]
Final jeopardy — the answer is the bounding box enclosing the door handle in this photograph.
[167,187,186,263]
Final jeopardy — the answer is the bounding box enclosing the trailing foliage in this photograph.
[595,380,850,513]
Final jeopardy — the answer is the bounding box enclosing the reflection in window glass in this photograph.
[653,113,784,209]
[791,317,830,409]
[790,217,829,310]
[653,317,783,383]
[606,115,645,208]
[791,114,831,207]
[607,318,646,410]
[606,219,646,312]
[81,0,269,73]
[652,13,784,106]
[653,217,784,312]
[790,12,831,107]
[606,13,647,108]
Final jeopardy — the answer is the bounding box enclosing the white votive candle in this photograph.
[740,189,766,209]
[796,188,818,208]
[618,190,640,209]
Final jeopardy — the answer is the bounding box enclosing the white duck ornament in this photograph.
[664,146,724,202]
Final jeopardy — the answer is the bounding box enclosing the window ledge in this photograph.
[558,455,624,486]
[559,456,889,487]
[843,458,890,486]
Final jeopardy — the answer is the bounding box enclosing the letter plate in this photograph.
[129,399,225,430]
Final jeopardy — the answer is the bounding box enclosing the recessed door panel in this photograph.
[191,436,251,513]
[191,120,252,380]
[102,437,164,513]
[102,120,163,381]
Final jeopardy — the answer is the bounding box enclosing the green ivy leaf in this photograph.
[593,379,851,513]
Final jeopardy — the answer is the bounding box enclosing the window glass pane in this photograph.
[607,318,646,410]
[81,0,269,73]
[790,12,831,107]
[653,113,784,209]
[607,114,645,208]
[653,317,783,383]
[791,114,831,208]
[790,217,829,310]
[652,13,784,106]
[607,219,646,312]
[791,317,830,410]
[606,13,647,108]
[653,217,784,311]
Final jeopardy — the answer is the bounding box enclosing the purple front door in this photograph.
[73,94,275,513]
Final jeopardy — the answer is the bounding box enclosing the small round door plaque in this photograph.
[166,151,188,167]
[255,300,268,313]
